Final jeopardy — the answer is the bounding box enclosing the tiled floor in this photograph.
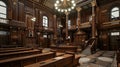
[78,51,117,67]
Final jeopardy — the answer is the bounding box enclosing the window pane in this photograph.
[111,11,119,18]
[0,6,6,14]
[43,35,47,38]
[0,1,6,19]
[0,1,6,7]
[111,32,119,36]
[0,31,7,35]
[111,7,119,19]
[112,7,119,12]
[68,20,71,26]
[0,14,6,18]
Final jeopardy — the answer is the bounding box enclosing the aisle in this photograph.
[78,51,117,67]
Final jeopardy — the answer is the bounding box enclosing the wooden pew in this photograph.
[0,52,56,67]
[24,54,73,67]
[0,49,42,60]
[0,47,33,53]
[50,45,78,52]
[52,50,81,66]
[65,51,81,67]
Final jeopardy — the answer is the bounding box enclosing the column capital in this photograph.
[91,0,96,7]
[65,12,69,16]
[76,7,82,12]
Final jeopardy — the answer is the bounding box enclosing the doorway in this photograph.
[109,30,120,50]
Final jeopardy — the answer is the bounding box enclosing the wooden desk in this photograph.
[24,54,73,67]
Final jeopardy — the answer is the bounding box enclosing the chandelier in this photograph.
[54,0,76,12]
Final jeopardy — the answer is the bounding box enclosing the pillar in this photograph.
[65,12,69,39]
[91,0,96,38]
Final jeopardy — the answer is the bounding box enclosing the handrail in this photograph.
[90,39,96,48]
[90,38,97,54]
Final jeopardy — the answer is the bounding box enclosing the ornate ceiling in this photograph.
[33,0,86,9]
[32,0,116,9]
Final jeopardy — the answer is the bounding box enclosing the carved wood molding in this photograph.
[9,20,26,28]
[101,20,120,29]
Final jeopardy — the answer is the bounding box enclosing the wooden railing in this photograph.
[90,38,97,54]
[82,38,97,54]
[83,38,95,49]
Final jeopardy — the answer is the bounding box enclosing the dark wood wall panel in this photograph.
[18,2,25,22]
[12,2,19,21]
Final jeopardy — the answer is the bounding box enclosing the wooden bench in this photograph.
[0,49,42,60]
[0,47,33,53]
[24,54,73,67]
[0,52,56,67]
[50,45,78,52]
[65,51,81,67]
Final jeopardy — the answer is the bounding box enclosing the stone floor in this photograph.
[78,51,117,67]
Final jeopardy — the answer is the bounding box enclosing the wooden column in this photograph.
[53,15,57,39]
[65,12,69,39]
[91,0,96,38]
[76,7,82,30]
[39,11,42,27]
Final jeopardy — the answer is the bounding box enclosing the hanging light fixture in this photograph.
[31,1,36,22]
[54,0,76,12]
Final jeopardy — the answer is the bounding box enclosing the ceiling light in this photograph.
[71,6,74,9]
[72,0,75,3]
[56,0,59,3]
[61,0,63,2]
[58,9,60,11]
[54,3,57,6]
[55,7,58,9]
[68,8,71,11]
[54,0,76,12]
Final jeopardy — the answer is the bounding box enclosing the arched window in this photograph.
[111,7,119,19]
[0,1,7,19]
[68,20,71,27]
[43,16,48,27]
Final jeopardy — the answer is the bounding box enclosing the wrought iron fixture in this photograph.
[54,0,76,12]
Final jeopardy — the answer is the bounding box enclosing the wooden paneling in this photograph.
[18,2,25,22]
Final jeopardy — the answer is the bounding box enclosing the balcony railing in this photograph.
[102,20,120,29]
[38,26,54,33]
